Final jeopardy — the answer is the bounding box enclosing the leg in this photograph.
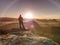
[19,22,22,30]
[22,22,25,30]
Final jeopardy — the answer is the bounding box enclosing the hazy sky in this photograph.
[0,0,60,19]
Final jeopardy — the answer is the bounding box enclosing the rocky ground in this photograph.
[0,30,59,45]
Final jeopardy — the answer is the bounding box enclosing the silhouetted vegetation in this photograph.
[0,29,9,35]
[51,26,60,44]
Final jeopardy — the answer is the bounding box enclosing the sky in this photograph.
[0,0,60,19]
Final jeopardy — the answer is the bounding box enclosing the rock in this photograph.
[0,31,59,45]
[0,35,59,45]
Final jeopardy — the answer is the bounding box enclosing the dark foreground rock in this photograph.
[0,33,59,45]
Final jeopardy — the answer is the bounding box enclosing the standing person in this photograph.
[18,14,25,30]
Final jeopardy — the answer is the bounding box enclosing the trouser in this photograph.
[19,21,25,30]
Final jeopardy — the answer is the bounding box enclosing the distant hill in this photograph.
[0,17,17,22]
[36,19,60,22]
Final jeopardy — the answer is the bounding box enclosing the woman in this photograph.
[18,14,25,30]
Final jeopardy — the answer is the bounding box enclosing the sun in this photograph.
[24,12,33,19]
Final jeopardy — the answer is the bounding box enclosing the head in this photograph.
[20,14,21,16]
[20,14,22,17]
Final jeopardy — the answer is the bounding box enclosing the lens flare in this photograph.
[48,0,60,9]
[1,0,19,16]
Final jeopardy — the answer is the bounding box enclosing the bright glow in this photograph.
[25,12,33,19]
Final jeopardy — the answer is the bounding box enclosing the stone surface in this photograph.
[0,32,59,45]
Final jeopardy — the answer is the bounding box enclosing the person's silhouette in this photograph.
[18,14,25,30]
